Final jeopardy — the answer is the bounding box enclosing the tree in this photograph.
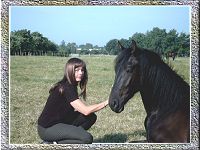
[131,32,146,48]
[165,29,178,53]
[10,29,33,55]
[66,42,77,54]
[144,27,167,54]
[10,29,58,55]
[10,32,21,55]
[118,38,130,48]
[85,43,93,50]
[105,39,119,55]
[31,32,45,54]
[176,32,190,56]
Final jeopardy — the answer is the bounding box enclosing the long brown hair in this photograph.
[50,58,88,100]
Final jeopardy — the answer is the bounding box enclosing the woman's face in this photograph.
[75,67,84,82]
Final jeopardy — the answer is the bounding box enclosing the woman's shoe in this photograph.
[41,141,57,144]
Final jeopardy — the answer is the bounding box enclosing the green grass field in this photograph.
[10,55,190,144]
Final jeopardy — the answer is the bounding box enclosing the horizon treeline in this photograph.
[10,27,190,57]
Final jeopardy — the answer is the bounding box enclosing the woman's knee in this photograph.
[89,113,97,123]
[72,113,97,130]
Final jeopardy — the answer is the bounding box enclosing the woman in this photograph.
[38,58,108,144]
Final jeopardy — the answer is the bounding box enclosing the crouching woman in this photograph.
[37,58,108,144]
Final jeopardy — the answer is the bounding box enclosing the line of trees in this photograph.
[10,30,58,56]
[10,29,106,56]
[105,27,190,56]
[10,27,190,57]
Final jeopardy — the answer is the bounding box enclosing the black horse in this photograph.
[165,51,177,61]
[109,40,190,143]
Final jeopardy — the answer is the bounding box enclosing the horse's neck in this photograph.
[140,88,157,115]
[139,71,189,117]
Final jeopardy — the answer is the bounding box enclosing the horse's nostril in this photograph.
[112,101,115,106]
[112,100,118,109]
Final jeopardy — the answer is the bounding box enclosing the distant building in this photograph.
[69,54,80,57]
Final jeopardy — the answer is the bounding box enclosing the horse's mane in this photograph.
[139,49,190,116]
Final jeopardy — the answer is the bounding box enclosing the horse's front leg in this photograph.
[144,116,148,130]
[145,111,158,142]
[144,116,151,142]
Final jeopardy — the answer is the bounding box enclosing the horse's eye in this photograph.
[127,69,131,73]
[126,66,133,73]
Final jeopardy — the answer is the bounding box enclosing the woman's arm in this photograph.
[70,99,108,116]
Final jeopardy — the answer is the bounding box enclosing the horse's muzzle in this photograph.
[109,99,124,113]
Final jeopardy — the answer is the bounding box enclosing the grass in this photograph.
[10,56,190,144]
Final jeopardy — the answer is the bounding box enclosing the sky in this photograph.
[10,6,190,47]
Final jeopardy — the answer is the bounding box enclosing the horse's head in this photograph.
[109,40,140,113]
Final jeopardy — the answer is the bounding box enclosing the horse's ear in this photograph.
[118,41,125,50]
[131,40,138,54]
